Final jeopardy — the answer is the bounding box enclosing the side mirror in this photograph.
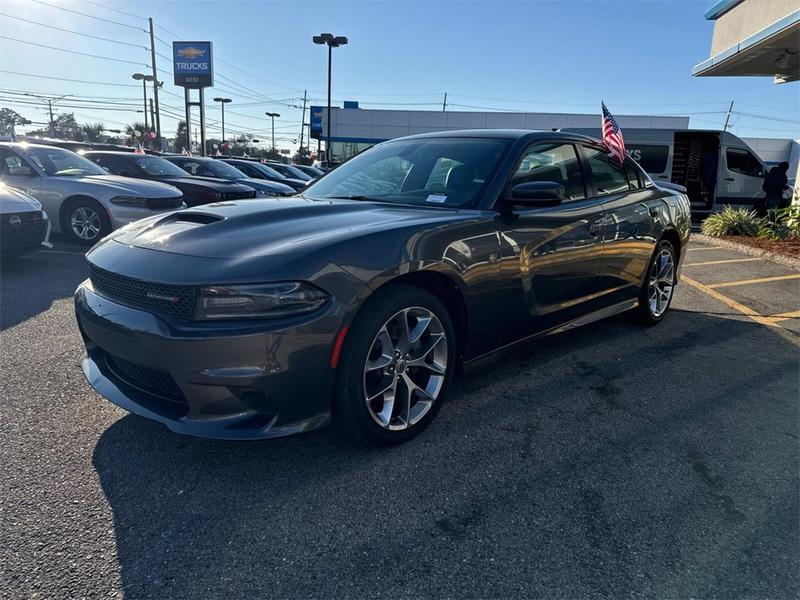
[507,181,565,206]
[8,165,34,177]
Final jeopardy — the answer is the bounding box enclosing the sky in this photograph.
[1,0,798,151]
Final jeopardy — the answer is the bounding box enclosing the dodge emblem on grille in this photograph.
[146,291,181,304]
[8,215,22,227]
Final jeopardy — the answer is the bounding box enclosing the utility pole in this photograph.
[47,100,55,137]
[723,100,734,131]
[442,92,447,112]
[149,98,156,137]
[148,18,162,150]
[298,90,308,161]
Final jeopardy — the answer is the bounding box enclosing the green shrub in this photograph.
[701,205,761,237]
[758,206,800,241]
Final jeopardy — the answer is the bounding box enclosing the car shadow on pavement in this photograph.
[91,309,799,599]
[0,247,87,330]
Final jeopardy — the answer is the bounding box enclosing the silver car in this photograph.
[0,143,184,244]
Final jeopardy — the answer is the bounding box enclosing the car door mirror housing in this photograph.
[507,181,565,206]
[8,165,35,177]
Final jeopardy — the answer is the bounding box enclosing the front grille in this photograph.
[105,352,186,404]
[145,196,184,210]
[221,191,256,201]
[0,211,45,250]
[88,264,196,322]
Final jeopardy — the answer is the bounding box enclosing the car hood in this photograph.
[110,196,466,260]
[79,175,182,197]
[0,186,43,213]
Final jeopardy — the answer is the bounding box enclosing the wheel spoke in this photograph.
[394,309,411,351]
[408,315,432,345]
[366,327,394,371]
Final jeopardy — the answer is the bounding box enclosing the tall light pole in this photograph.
[213,97,232,150]
[265,112,280,157]
[313,33,347,163]
[132,73,155,136]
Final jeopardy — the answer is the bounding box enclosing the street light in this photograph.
[265,112,280,157]
[132,73,155,139]
[313,32,347,163]
[213,97,232,150]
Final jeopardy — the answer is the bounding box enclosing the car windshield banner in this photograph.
[173,41,213,88]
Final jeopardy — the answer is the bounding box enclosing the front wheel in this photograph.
[333,285,456,445]
[62,199,111,245]
[633,240,676,325]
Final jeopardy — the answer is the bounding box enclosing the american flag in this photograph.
[601,102,626,165]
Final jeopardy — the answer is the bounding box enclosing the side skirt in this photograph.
[461,298,638,376]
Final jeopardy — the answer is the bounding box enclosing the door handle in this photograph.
[588,221,601,237]
[724,177,735,181]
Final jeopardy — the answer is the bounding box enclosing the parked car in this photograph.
[84,152,259,207]
[292,164,325,179]
[264,161,312,181]
[165,156,294,197]
[0,143,184,244]
[219,158,307,192]
[0,182,51,256]
[74,130,690,444]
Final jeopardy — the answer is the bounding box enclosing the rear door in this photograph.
[496,140,606,339]
[581,144,659,304]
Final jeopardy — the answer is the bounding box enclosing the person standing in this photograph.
[761,161,790,213]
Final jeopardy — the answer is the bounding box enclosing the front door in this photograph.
[719,146,765,206]
[496,141,606,340]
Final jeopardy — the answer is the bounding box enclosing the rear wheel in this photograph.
[633,240,676,325]
[333,284,455,444]
[62,198,111,245]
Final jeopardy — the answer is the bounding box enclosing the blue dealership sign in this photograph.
[310,105,324,139]
[173,41,213,88]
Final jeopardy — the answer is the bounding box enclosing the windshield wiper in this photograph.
[325,195,379,201]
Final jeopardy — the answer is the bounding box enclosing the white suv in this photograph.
[0,143,184,244]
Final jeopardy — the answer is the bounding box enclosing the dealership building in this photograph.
[310,106,795,168]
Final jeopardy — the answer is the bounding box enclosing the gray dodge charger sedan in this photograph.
[74,130,691,444]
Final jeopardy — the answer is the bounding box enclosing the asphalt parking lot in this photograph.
[1,237,798,599]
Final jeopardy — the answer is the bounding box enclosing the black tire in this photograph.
[333,284,456,445]
[633,239,677,325]
[61,198,111,246]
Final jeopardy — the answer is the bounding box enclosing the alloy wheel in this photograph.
[71,206,102,241]
[363,306,448,431]
[648,248,675,317]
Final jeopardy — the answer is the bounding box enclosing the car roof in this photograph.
[0,141,77,151]
[82,151,142,157]
[391,129,601,144]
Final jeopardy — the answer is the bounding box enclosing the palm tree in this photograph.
[80,122,105,142]
[124,121,149,143]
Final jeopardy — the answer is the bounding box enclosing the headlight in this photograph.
[110,195,147,207]
[195,282,329,320]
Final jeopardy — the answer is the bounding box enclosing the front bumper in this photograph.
[75,281,336,439]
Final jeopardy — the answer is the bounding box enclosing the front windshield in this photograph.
[207,160,248,179]
[284,165,311,180]
[26,146,107,177]
[135,156,189,177]
[306,137,511,207]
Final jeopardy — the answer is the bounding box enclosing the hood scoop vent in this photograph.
[173,212,223,225]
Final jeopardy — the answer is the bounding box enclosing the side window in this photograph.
[726,148,763,177]
[624,162,642,189]
[239,164,256,177]
[583,147,631,195]
[512,143,586,200]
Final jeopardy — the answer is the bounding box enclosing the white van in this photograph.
[567,128,767,213]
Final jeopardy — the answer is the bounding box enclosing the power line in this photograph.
[30,0,146,31]
[0,13,148,49]
[0,70,141,88]
[0,35,148,67]
[79,0,147,22]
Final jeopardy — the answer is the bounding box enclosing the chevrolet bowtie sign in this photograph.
[173,41,213,88]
